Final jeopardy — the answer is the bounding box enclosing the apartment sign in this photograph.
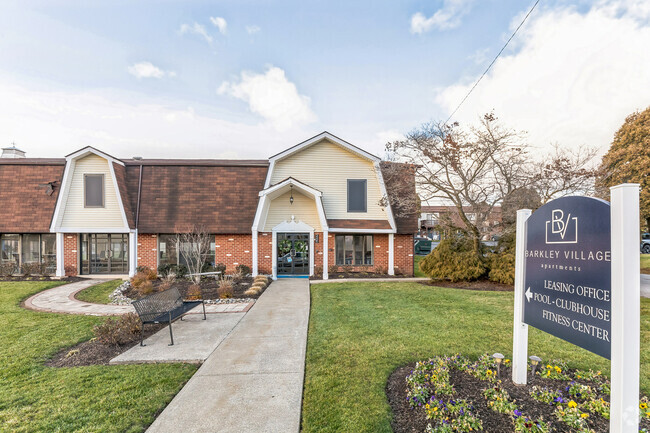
[523,196,612,359]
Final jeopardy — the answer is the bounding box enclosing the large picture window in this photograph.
[335,234,373,266]
[347,179,367,213]
[84,174,104,207]
[0,233,56,274]
[158,234,216,269]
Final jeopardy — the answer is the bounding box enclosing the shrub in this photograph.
[214,263,227,276]
[328,265,338,275]
[251,282,266,290]
[0,262,16,277]
[21,262,42,277]
[131,271,155,296]
[93,313,141,346]
[419,237,487,282]
[313,266,323,278]
[157,263,174,277]
[257,268,271,276]
[218,279,234,299]
[244,287,260,296]
[135,266,158,280]
[186,284,202,300]
[64,265,76,276]
[235,264,251,276]
[254,275,268,283]
[374,266,387,275]
[39,262,52,277]
[158,279,173,292]
[488,252,515,285]
[157,264,188,278]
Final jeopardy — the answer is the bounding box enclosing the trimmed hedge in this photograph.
[418,238,487,282]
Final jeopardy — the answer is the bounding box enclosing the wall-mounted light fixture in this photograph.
[289,184,294,205]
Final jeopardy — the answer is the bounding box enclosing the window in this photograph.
[335,234,373,266]
[158,234,216,269]
[84,174,104,207]
[347,179,367,213]
[0,234,56,274]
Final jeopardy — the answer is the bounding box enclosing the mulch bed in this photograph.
[387,362,649,433]
[124,276,266,301]
[419,278,513,292]
[46,323,165,367]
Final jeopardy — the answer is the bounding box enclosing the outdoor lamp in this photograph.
[289,184,294,205]
[530,355,542,376]
[492,353,504,378]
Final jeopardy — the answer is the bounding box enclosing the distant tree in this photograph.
[174,224,213,283]
[597,107,650,229]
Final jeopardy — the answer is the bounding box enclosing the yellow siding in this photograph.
[58,154,126,229]
[263,190,322,231]
[270,139,386,220]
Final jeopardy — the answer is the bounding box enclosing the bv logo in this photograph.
[545,209,578,244]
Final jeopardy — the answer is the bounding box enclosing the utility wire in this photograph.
[445,0,542,125]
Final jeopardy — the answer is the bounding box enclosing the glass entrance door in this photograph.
[277,233,310,275]
[81,234,129,274]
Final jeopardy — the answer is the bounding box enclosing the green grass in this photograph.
[642,254,650,274]
[413,255,426,277]
[302,282,650,432]
[0,282,197,432]
[75,279,123,304]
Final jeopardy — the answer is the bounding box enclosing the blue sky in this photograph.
[0,0,648,159]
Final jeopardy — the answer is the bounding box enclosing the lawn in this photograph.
[302,282,650,433]
[0,281,197,432]
[413,255,426,277]
[75,279,123,304]
[642,254,650,274]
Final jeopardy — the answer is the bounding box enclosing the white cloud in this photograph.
[410,0,474,34]
[468,47,490,65]
[218,66,317,132]
[179,22,213,43]
[210,16,227,35]
[127,62,175,79]
[435,1,650,155]
[246,25,261,35]
[0,77,313,159]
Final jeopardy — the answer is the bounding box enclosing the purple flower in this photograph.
[514,409,523,418]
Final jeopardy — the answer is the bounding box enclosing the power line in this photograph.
[445,0,542,125]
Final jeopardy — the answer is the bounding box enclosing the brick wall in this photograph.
[314,231,324,270]
[394,234,414,276]
[215,234,253,273]
[137,234,158,270]
[63,234,78,276]
[257,232,273,274]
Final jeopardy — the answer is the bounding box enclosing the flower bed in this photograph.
[387,354,650,433]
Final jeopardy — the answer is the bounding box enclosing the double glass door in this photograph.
[277,233,310,275]
[81,234,129,274]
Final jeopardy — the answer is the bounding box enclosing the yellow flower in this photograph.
[568,401,577,408]
[646,411,650,417]
[640,403,648,410]
[486,370,493,375]
[581,413,589,418]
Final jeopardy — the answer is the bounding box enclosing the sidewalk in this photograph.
[146,278,310,433]
[24,279,134,316]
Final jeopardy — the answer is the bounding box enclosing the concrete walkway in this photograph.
[310,276,428,284]
[147,278,310,433]
[641,274,650,298]
[24,279,134,316]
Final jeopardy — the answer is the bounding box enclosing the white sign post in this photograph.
[512,208,531,385]
[610,183,641,433]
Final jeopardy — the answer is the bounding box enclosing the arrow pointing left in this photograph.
[525,287,532,302]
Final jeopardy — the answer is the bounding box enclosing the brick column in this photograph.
[137,233,158,271]
[63,234,78,276]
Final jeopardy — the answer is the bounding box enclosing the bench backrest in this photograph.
[132,287,183,323]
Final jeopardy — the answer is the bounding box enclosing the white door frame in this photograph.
[271,219,315,280]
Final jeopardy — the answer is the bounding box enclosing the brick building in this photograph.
[0,132,418,279]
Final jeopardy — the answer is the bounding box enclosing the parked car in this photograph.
[642,233,650,254]
[414,236,433,255]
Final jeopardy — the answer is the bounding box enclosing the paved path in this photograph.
[147,278,310,433]
[641,274,650,298]
[111,311,246,364]
[24,279,254,316]
[24,279,134,316]
[310,276,428,284]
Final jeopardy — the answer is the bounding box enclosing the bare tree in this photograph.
[533,143,599,204]
[388,113,530,254]
[174,224,213,283]
[378,161,420,220]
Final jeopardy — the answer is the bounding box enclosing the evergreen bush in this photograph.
[419,237,487,282]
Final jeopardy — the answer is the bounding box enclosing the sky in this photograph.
[0,0,648,160]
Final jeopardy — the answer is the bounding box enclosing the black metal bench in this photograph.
[132,287,206,346]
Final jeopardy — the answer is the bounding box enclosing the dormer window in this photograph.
[84,174,104,208]
[347,179,367,213]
